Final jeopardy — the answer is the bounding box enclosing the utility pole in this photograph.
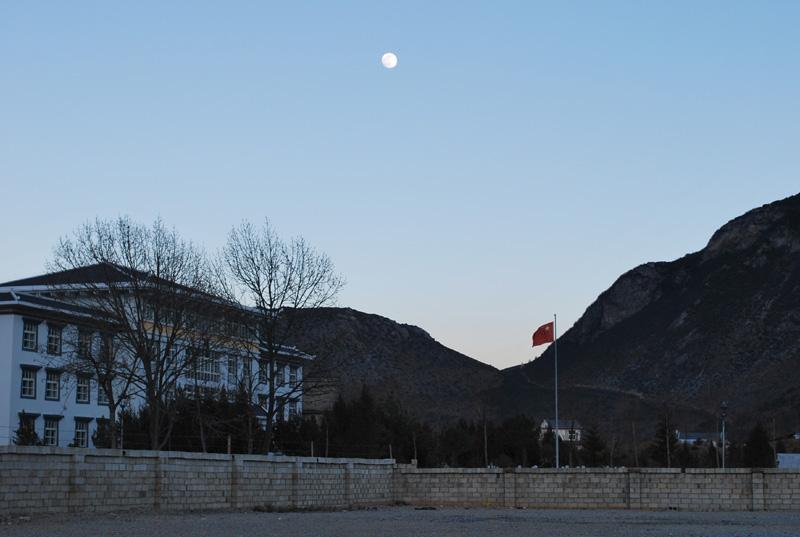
[721,401,728,469]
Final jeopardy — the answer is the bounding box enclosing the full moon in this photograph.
[381,52,397,69]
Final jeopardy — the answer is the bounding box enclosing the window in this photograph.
[227,321,250,340]
[258,362,269,384]
[187,350,221,383]
[289,366,299,388]
[227,356,238,385]
[97,384,109,405]
[73,419,90,448]
[21,366,39,398]
[43,416,61,446]
[76,376,90,404]
[257,393,267,408]
[275,363,285,386]
[45,370,61,401]
[22,320,39,351]
[47,324,63,355]
[289,400,298,420]
[163,345,177,366]
[100,334,114,361]
[78,331,93,359]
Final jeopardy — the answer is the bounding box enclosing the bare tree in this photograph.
[47,216,217,450]
[219,219,345,453]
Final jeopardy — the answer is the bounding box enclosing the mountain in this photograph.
[286,308,503,426]
[502,193,800,434]
[291,193,800,436]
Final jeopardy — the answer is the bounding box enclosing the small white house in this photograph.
[677,432,716,446]
[539,419,582,443]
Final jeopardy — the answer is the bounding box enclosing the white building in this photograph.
[539,419,583,443]
[777,453,800,468]
[0,266,309,448]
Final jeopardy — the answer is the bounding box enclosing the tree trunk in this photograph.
[247,412,254,454]
[483,418,488,467]
[150,404,161,450]
[264,413,274,454]
[194,383,208,453]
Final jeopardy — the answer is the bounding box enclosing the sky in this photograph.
[2,2,798,370]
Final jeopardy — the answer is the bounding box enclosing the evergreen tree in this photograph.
[581,421,607,467]
[350,385,384,458]
[379,395,416,463]
[438,419,478,467]
[118,405,150,449]
[92,418,119,449]
[410,422,437,468]
[13,413,43,446]
[322,386,386,459]
[675,442,699,468]
[743,423,775,468]
[540,426,556,467]
[648,407,679,467]
[726,440,744,468]
[494,414,540,468]
[273,416,305,455]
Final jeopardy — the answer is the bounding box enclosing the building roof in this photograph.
[678,432,715,442]
[0,290,96,317]
[0,262,229,309]
[0,263,138,288]
[0,262,218,298]
[541,419,582,429]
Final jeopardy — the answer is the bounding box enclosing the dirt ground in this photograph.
[2,506,800,537]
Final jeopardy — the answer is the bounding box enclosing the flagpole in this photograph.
[554,313,559,469]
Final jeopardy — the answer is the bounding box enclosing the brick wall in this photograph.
[2,446,799,516]
[0,446,395,516]
[395,466,799,511]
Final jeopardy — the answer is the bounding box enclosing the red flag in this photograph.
[532,322,554,347]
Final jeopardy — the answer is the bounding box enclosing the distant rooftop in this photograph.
[541,419,582,429]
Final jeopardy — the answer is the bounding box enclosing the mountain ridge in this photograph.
[293,193,800,436]
[506,193,800,433]
[287,307,504,426]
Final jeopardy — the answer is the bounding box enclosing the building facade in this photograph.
[0,266,308,448]
[539,419,583,443]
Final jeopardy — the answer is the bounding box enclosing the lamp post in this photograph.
[721,401,728,469]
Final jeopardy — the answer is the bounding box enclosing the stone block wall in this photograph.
[398,467,506,507]
[512,468,630,509]
[762,469,800,510]
[396,467,631,509]
[394,466,799,511]
[0,446,395,516]
[630,468,754,511]
[2,446,799,516]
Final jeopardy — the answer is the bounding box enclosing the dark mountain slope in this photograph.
[504,193,800,432]
[286,308,504,426]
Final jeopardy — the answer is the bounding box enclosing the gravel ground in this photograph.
[2,507,800,537]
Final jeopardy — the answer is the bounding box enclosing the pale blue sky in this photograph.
[2,2,798,369]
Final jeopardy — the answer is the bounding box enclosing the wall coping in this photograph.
[0,445,396,466]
